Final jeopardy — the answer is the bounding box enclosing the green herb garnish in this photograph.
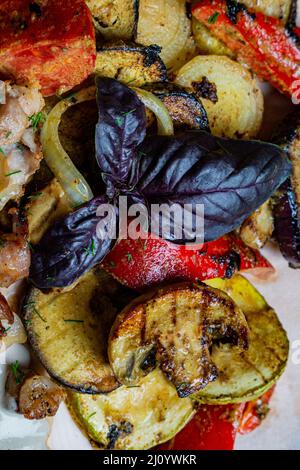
[208,12,220,24]
[29,112,46,130]
[10,361,24,385]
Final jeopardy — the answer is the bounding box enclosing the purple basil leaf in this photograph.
[95,77,146,196]
[29,196,117,288]
[137,131,291,243]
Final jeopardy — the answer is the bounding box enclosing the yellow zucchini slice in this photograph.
[175,55,263,138]
[194,275,289,404]
[86,0,139,40]
[68,369,195,450]
[95,42,167,87]
[192,18,234,57]
[136,0,196,71]
[23,268,134,394]
[109,282,249,397]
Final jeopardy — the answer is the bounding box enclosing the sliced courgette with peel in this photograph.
[23,267,134,394]
[95,42,167,87]
[86,0,139,40]
[194,275,289,404]
[143,82,209,131]
[68,369,195,450]
[108,282,249,397]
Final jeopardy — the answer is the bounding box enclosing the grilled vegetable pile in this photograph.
[0,0,299,452]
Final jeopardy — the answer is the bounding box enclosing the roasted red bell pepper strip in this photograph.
[192,1,300,97]
[238,386,275,435]
[157,387,275,450]
[0,0,96,96]
[103,232,274,290]
[158,404,245,450]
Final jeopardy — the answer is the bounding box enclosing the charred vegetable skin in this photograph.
[95,42,167,87]
[103,233,274,290]
[143,83,209,131]
[29,78,290,289]
[0,0,96,96]
[192,0,300,97]
[273,113,300,268]
[23,268,134,393]
[109,282,249,397]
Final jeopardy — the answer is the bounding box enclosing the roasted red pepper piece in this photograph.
[103,232,273,290]
[0,0,96,96]
[238,386,275,435]
[158,404,245,450]
[192,1,300,97]
[157,387,275,450]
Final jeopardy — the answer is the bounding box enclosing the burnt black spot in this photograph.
[226,0,254,24]
[29,2,42,17]
[224,251,241,278]
[143,44,162,67]
[107,421,133,449]
[140,347,157,372]
[192,78,218,103]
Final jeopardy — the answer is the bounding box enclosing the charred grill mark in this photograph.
[192,77,218,103]
[140,346,157,372]
[107,421,133,449]
[226,0,255,24]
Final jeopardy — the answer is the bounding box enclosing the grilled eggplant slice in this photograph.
[109,282,249,397]
[175,55,263,138]
[273,112,300,268]
[95,42,167,86]
[143,82,209,130]
[68,369,195,450]
[136,0,196,71]
[239,201,274,250]
[194,275,289,404]
[23,268,134,394]
[86,0,139,40]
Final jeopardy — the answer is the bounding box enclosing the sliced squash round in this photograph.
[175,55,263,138]
[195,275,289,404]
[108,282,249,397]
[23,267,134,394]
[68,369,195,450]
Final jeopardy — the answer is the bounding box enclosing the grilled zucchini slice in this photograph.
[109,276,288,404]
[143,82,209,130]
[68,369,195,450]
[86,0,139,40]
[109,282,249,397]
[95,42,167,86]
[194,275,289,404]
[175,55,263,138]
[136,0,196,71]
[23,268,134,394]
